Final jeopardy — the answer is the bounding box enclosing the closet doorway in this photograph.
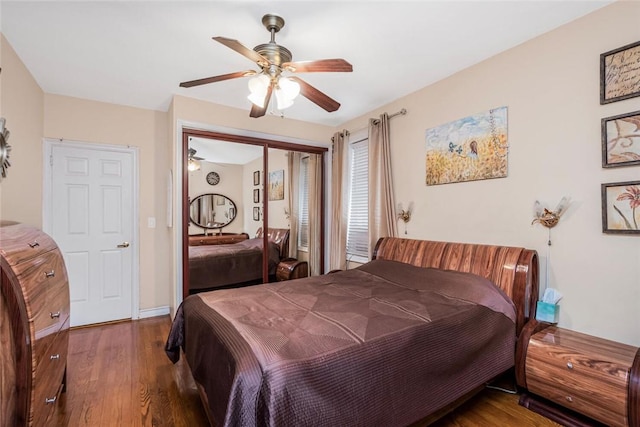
[181,128,327,299]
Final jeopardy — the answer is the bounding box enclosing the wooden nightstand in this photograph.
[516,321,640,427]
[276,258,309,281]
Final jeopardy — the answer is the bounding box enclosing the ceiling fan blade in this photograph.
[179,70,255,88]
[283,59,353,73]
[249,82,274,118]
[289,77,340,112]
[213,37,270,67]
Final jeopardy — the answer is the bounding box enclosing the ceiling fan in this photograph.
[179,14,353,118]
[187,147,204,171]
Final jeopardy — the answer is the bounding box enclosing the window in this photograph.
[346,136,369,262]
[298,156,309,249]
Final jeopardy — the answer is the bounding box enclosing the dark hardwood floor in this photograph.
[50,316,559,426]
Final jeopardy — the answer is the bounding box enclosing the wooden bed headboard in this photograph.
[373,237,538,335]
[256,227,290,259]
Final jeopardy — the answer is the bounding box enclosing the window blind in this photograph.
[346,140,369,259]
[298,156,309,249]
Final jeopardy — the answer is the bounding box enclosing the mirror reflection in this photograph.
[190,194,237,229]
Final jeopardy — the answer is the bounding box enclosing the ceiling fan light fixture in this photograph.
[275,90,294,110]
[274,77,300,110]
[188,158,201,172]
[247,74,270,107]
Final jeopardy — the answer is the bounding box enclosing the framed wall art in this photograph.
[268,169,285,201]
[425,106,508,185]
[602,110,640,167]
[253,170,260,186]
[253,188,260,203]
[253,206,261,221]
[601,180,640,234]
[600,40,640,104]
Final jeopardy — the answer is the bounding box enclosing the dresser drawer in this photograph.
[31,320,69,427]
[32,313,69,371]
[525,326,636,426]
[12,250,68,322]
[0,224,58,266]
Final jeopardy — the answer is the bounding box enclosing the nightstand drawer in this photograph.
[524,326,638,427]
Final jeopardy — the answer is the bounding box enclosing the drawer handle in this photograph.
[567,362,573,370]
[566,396,573,403]
[44,270,55,278]
[50,311,61,319]
[50,354,60,360]
[28,241,40,248]
[45,396,57,404]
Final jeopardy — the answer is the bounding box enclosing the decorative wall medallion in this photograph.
[0,118,11,180]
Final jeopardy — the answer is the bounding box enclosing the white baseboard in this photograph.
[139,306,170,319]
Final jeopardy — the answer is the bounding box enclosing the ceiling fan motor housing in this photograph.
[253,43,292,68]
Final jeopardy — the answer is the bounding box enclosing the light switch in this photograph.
[148,217,156,228]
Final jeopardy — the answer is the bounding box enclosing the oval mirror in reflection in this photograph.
[190,193,237,229]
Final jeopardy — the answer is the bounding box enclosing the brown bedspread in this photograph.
[188,238,281,291]
[167,259,517,426]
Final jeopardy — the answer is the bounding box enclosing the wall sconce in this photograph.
[397,202,413,235]
[531,196,571,238]
[531,196,571,292]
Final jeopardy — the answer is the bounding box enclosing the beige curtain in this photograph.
[308,153,322,275]
[287,151,302,258]
[329,131,349,271]
[368,114,397,251]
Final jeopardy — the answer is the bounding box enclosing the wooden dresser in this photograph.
[0,222,70,426]
[188,233,249,246]
[517,321,640,427]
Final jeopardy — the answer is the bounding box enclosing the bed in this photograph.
[168,237,538,426]
[188,228,290,292]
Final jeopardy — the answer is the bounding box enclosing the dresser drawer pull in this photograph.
[44,270,55,278]
[45,396,57,404]
[50,354,60,360]
[566,396,573,403]
[567,362,573,370]
[28,241,40,248]
[50,311,61,319]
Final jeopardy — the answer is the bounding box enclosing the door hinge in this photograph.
[50,155,53,166]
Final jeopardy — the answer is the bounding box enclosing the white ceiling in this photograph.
[190,136,263,165]
[1,1,611,127]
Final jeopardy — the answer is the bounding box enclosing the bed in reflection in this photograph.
[168,237,539,426]
[188,227,290,293]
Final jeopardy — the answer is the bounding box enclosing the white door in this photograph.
[49,143,135,326]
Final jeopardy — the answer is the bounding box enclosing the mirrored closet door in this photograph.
[182,129,326,298]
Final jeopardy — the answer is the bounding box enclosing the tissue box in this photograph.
[536,301,559,323]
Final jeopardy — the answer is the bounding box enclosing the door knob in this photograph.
[117,242,130,248]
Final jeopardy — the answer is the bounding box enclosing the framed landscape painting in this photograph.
[425,106,508,185]
[268,169,285,201]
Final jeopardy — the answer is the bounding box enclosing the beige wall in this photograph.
[4,2,638,346]
[43,94,172,311]
[342,1,640,346]
[188,161,245,235]
[0,35,44,226]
